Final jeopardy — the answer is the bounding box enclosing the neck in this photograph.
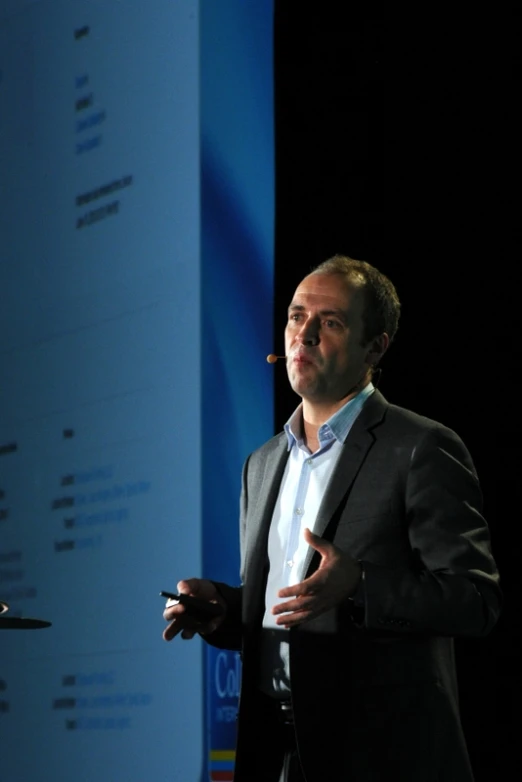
[300,393,354,452]
[302,380,370,429]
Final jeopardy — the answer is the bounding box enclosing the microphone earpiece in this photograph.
[266,354,286,363]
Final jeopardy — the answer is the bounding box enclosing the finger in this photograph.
[272,594,313,615]
[163,621,183,641]
[163,604,187,622]
[277,581,310,598]
[278,574,318,600]
[274,607,312,627]
[177,578,200,595]
[277,584,306,600]
[272,599,294,615]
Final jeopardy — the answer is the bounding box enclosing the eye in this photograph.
[324,319,341,329]
[289,312,303,323]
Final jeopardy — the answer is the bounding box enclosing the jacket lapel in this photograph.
[302,389,388,577]
[242,434,289,585]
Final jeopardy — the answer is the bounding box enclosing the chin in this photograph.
[292,381,319,399]
[289,378,307,395]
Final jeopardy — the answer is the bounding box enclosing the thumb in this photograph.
[304,527,328,552]
[177,578,207,597]
[304,528,337,570]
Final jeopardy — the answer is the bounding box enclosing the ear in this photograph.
[365,332,390,367]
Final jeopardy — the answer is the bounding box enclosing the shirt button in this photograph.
[295,508,304,516]
[306,458,313,465]
[286,560,293,567]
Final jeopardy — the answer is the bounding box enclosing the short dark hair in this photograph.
[311,254,401,345]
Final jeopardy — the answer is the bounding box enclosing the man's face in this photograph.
[284,273,371,406]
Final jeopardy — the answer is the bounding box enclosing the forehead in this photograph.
[289,273,364,314]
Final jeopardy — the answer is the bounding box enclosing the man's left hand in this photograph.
[272,527,361,627]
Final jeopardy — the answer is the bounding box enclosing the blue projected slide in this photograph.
[0,1,274,781]
[200,2,274,779]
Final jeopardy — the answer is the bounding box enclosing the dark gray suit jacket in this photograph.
[207,390,501,781]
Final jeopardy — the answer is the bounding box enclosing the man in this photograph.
[163,255,501,781]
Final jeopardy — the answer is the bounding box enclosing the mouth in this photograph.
[292,352,314,365]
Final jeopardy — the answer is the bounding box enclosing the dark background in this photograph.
[273,5,520,778]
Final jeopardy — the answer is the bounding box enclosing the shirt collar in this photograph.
[284,382,375,451]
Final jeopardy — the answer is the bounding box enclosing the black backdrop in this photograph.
[273,5,520,779]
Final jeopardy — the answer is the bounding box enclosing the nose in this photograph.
[296,317,320,346]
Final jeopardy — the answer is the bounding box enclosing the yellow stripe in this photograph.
[209,750,236,761]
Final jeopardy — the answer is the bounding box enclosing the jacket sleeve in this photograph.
[200,455,252,651]
[201,581,243,651]
[358,424,502,636]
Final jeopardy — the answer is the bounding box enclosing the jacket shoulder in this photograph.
[248,431,287,462]
[367,390,463,441]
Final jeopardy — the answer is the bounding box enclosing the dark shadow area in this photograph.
[273,6,521,778]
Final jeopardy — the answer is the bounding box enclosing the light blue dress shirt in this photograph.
[258,382,375,698]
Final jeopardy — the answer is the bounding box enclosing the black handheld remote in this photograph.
[160,591,224,622]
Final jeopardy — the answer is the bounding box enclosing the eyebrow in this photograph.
[288,304,348,322]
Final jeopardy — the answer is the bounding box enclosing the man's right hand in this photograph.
[162,578,226,641]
